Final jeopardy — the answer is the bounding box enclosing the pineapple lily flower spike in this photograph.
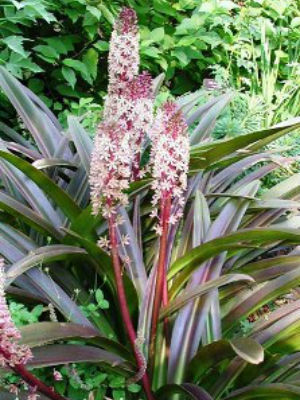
[90,7,154,400]
[149,101,189,368]
[0,259,68,400]
[104,6,153,180]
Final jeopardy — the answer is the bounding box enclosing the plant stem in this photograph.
[12,363,68,400]
[149,195,171,370]
[108,214,155,400]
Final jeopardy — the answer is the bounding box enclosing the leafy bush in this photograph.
[1,0,300,115]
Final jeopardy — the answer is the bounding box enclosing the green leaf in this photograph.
[0,191,63,239]
[33,45,60,60]
[97,4,114,24]
[187,338,264,382]
[93,40,109,52]
[32,158,77,170]
[82,48,98,80]
[219,1,240,10]
[19,322,129,359]
[6,245,87,284]
[62,66,77,89]
[168,228,300,297]
[2,36,30,58]
[230,338,264,365]
[223,384,300,399]
[63,58,88,75]
[156,383,213,399]
[190,118,300,171]
[86,5,101,20]
[160,274,254,319]
[149,27,165,42]
[95,289,104,304]
[28,344,133,374]
[291,17,300,28]
[41,37,69,55]
[0,151,81,222]
[141,47,161,58]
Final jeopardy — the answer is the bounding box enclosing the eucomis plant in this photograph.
[0,7,299,400]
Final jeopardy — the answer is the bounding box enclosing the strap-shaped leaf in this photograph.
[28,344,133,373]
[156,383,213,400]
[6,245,87,284]
[230,337,264,364]
[0,150,81,222]
[168,228,300,297]
[32,158,78,170]
[0,67,64,157]
[187,338,263,382]
[160,274,254,319]
[190,92,233,145]
[224,384,300,399]
[223,267,300,332]
[189,118,300,171]
[20,322,131,360]
[0,191,63,239]
[67,116,93,174]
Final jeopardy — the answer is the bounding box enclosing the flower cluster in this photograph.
[90,121,132,217]
[90,8,154,217]
[104,71,153,179]
[150,101,189,233]
[0,258,32,368]
[106,7,139,96]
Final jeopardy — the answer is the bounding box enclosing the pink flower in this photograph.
[53,369,63,381]
[104,72,154,178]
[9,384,19,395]
[90,121,132,217]
[107,7,139,96]
[0,259,32,368]
[90,8,154,217]
[28,386,39,400]
[150,101,189,230]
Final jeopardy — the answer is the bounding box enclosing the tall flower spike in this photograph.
[150,101,190,232]
[106,7,139,97]
[104,71,154,178]
[90,121,132,217]
[103,8,153,179]
[0,258,32,368]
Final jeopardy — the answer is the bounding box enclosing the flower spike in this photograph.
[90,121,132,217]
[0,259,32,368]
[150,101,190,232]
[107,7,139,96]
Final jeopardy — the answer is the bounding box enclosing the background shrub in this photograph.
[1,0,300,126]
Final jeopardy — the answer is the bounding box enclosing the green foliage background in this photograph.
[1,0,300,121]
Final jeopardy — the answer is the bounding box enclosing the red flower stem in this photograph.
[108,215,155,400]
[0,346,67,400]
[149,195,171,369]
[162,273,170,347]
[11,363,68,400]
